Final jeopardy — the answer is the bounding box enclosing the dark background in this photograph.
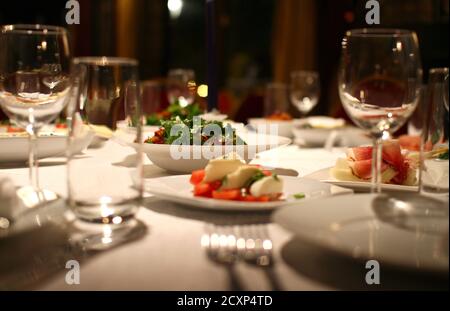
[0,0,448,120]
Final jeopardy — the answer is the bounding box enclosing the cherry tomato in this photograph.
[190,170,205,185]
[212,189,241,201]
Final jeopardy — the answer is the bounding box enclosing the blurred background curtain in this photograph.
[272,0,318,84]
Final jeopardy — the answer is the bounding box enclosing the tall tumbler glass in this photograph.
[420,68,449,195]
[68,57,143,224]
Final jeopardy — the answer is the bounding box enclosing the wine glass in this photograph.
[0,24,72,204]
[167,68,196,107]
[264,83,289,116]
[290,70,320,117]
[338,29,422,192]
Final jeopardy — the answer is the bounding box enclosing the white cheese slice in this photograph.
[249,175,283,197]
[203,158,244,183]
[220,166,261,190]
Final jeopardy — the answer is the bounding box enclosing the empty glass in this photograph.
[420,68,449,195]
[68,57,143,223]
[0,24,72,204]
[167,68,196,107]
[338,29,422,193]
[289,71,320,116]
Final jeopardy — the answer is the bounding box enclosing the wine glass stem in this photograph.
[371,137,383,193]
[27,126,40,190]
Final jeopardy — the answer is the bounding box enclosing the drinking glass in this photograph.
[338,29,422,192]
[68,57,143,223]
[0,24,72,203]
[167,68,196,107]
[264,83,289,116]
[290,71,320,116]
[141,80,162,116]
[420,68,449,194]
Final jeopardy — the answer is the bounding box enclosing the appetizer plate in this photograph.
[304,167,418,192]
[138,132,292,173]
[248,118,300,138]
[0,131,94,163]
[273,193,449,273]
[143,175,352,211]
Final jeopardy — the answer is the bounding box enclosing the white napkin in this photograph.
[0,176,24,221]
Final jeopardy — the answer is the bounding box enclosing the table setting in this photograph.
[0,23,448,293]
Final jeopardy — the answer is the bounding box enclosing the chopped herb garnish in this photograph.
[244,171,266,188]
[293,193,306,199]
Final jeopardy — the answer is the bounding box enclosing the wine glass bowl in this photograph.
[167,68,196,107]
[0,25,71,130]
[339,29,422,138]
[290,70,320,116]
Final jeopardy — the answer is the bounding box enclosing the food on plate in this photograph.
[189,157,284,202]
[145,117,245,145]
[265,112,293,121]
[146,101,203,126]
[330,140,418,186]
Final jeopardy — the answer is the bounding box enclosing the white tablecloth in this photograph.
[0,141,446,290]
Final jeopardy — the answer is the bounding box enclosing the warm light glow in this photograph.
[168,0,183,18]
[197,84,208,98]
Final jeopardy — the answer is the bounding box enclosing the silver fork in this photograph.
[202,224,282,291]
[202,224,245,290]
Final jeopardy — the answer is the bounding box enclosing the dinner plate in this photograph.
[304,166,419,192]
[0,130,94,163]
[143,175,352,211]
[273,193,449,273]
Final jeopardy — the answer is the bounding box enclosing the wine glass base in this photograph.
[68,218,147,251]
[16,186,61,209]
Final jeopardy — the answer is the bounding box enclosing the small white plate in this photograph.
[143,175,352,211]
[305,167,418,192]
[273,193,449,273]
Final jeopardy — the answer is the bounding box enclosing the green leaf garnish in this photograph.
[293,193,306,199]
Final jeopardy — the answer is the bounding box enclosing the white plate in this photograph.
[305,166,418,192]
[248,118,299,138]
[0,131,94,163]
[293,124,369,148]
[273,193,449,273]
[138,132,292,173]
[143,175,352,211]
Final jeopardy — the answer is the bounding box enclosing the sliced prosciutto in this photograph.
[346,141,408,184]
[348,159,388,180]
[347,146,373,161]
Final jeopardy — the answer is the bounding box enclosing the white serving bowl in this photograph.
[138,132,292,173]
[0,128,95,163]
[247,118,297,138]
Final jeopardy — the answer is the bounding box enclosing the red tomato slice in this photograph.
[262,170,272,176]
[190,170,205,185]
[55,123,67,129]
[212,189,241,201]
[194,183,212,197]
[7,126,24,133]
[209,180,222,190]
